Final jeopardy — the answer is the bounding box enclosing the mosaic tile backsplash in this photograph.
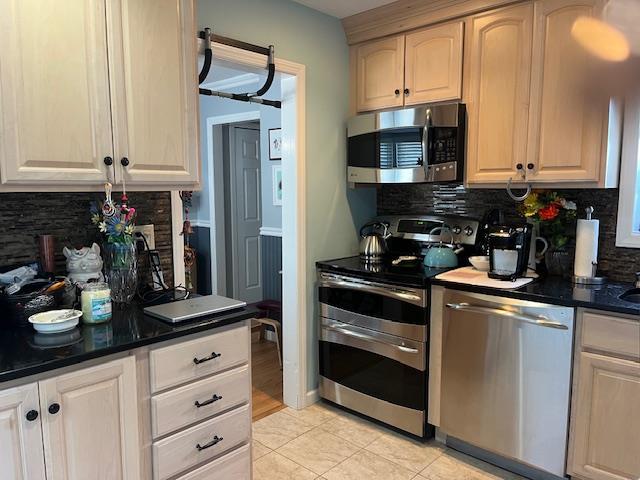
[377,184,640,283]
[0,192,174,287]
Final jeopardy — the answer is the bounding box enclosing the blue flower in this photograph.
[106,215,127,237]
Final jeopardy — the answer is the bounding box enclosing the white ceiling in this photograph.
[291,0,396,18]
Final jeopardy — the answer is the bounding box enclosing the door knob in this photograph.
[394,89,400,95]
[25,410,39,421]
[120,157,130,167]
[404,88,410,95]
[516,163,524,170]
[103,156,113,166]
[527,163,535,170]
[48,403,60,415]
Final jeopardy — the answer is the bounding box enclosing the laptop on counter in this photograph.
[143,294,247,324]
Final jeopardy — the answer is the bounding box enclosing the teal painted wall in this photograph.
[197,0,377,393]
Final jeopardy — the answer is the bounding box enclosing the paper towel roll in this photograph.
[574,219,599,277]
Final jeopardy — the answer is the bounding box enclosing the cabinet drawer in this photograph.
[582,311,640,361]
[174,444,251,480]
[151,365,250,439]
[150,325,249,393]
[152,404,251,480]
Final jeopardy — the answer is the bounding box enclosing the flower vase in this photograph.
[104,243,137,303]
[545,248,572,278]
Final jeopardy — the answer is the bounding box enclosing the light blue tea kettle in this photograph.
[423,226,461,268]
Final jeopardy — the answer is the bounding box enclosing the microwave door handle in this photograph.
[445,303,568,330]
[422,108,432,176]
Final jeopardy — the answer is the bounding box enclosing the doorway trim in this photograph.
[172,43,308,409]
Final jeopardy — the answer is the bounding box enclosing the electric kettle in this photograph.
[359,222,390,263]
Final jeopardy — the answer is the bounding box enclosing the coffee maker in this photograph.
[488,224,532,281]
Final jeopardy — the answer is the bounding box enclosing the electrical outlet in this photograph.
[134,224,155,250]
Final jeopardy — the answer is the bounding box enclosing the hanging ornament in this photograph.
[102,183,117,218]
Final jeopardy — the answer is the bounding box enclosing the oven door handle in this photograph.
[324,323,420,353]
[319,277,424,306]
[445,303,568,330]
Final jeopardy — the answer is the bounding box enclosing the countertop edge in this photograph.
[430,279,640,318]
[0,308,257,385]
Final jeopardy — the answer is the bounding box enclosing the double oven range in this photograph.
[317,215,480,437]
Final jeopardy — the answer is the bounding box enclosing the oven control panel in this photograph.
[378,215,479,246]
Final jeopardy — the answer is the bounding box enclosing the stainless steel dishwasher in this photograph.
[439,290,574,479]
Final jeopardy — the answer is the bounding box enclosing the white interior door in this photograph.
[0,383,46,480]
[229,126,263,303]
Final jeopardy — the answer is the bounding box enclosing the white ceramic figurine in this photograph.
[63,243,105,283]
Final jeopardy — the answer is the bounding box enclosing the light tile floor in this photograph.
[252,402,526,480]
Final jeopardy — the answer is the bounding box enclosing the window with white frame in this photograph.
[616,94,640,247]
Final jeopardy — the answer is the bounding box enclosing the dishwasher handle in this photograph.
[445,303,568,330]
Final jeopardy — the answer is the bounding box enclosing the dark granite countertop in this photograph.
[317,256,640,317]
[0,303,259,384]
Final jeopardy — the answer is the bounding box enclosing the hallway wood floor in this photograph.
[251,331,284,421]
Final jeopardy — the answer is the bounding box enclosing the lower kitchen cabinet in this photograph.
[569,310,640,480]
[39,356,140,480]
[0,356,140,480]
[0,383,46,480]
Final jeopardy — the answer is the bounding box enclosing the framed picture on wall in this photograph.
[269,128,282,160]
[272,166,283,206]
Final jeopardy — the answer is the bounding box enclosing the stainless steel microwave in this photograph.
[347,103,466,185]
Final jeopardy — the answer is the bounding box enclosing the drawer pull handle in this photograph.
[193,352,222,365]
[194,394,223,408]
[196,435,223,451]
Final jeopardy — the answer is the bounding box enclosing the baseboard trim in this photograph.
[305,389,320,407]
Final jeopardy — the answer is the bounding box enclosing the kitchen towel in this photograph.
[574,219,599,278]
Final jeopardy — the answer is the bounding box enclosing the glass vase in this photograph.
[545,249,572,278]
[104,243,137,303]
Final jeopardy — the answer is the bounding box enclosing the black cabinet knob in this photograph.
[394,89,400,95]
[120,157,130,167]
[527,163,535,170]
[404,88,410,95]
[516,163,524,171]
[48,403,60,415]
[25,410,39,422]
[103,156,113,166]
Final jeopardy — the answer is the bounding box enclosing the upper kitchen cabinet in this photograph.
[353,21,464,112]
[108,0,199,187]
[526,0,609,184]
[404,22,464,106]
[465,4,533,184]
[0,0,199,191]
[0,0,114,186]
[354,36,405,112]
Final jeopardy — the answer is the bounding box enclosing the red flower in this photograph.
[539,204,560,221]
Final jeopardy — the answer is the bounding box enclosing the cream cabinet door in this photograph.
[355,36,405,112]
[526,0,608,183]
[405,22,463,105]
[0,383,46,480]
[465,4,534,184]
[39,357,140,480]
[0,0,114,185]
[107,0,199,187]
[569,352,640,480]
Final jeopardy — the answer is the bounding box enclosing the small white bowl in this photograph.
[29,309,82,334]
[469,255,491,272]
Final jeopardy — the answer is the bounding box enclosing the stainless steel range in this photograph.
[317,214,479,437]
